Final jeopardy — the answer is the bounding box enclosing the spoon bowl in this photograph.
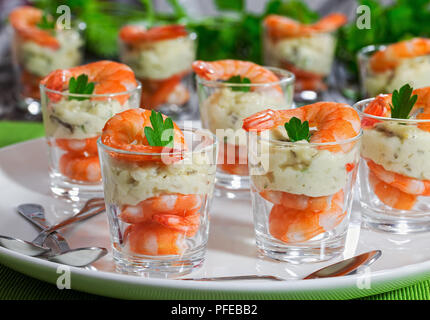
[0,235,51,256]
[47,247,108,267]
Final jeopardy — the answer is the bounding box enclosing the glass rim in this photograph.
[357,44,387,59]
[119,25,197,43]
[195,66,295,88]
[353,97,430,123]
[255,128,363,147]
[97,126,218,156]
[39,81,142,98]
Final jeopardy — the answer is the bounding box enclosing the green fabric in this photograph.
[0,121,429,300]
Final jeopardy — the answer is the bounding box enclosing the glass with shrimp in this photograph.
[98,109,217,276]
[9,6,85,114]
[358,39,430,98]
[40,61,141,201]
[194,60,294,195]
[118,24,197,119]
[245,103,362,263]
[355,85,430,233]
[262,14,347,99]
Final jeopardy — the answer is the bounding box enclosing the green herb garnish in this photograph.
[284,117,311,142]
[226,75,251,92]
[390,84,418,119]
[68,75,95,101]
[144,110,175,147]
[37,12,56,30]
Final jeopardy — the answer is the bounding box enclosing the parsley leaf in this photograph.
[226,75,251,92]
[144,110,175,147]
[390,84,418,119]
[284,117,311,142]
[37,12,56,30]
[68,75,95,101]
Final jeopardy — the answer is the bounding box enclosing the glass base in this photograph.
[112,245,205,278]
[215,171,250,199]
[361,202,430,234]
[255,230,346,264]
[50,172,103,203]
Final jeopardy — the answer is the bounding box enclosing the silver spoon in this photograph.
[0,200,107,267]
[181,250,382,281]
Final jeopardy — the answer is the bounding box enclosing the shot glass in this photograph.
[40,83,141,201]
[10,9,84,115]
[196,67,294,192]
[119,25,197,119]
[98,127,218,276]
[358,44,430,98]
[355,98,430,233]
[248,129,361,263]
[263,24,337,95]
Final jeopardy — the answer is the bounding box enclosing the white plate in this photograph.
[1,138,430,299]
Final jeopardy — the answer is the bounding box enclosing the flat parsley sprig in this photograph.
[390,84,418,119]
[226,75,251,92]
[68,75,95,101]
[37,12,56,30]
[284,117,311,142]
[144,110,175,147]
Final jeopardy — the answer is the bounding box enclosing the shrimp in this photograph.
[269,191,345,243]
[369,38,430,73]
[119,24,188,45]
[242,102,361,152]
[153,211,200,237]
[9,6,59,49]
[119,194,202,224]
[264,13,347,39]
[56,137,99,155]
[368,171,417,210]
[367,159,430,196]
[101,108,186,163]
[59,153,101,183]
[124,222,187,255]
[41,61,138,104]
[192,59,282,93]
[260,189,340,212]
[218,143,248,176]
[363,86,430,131]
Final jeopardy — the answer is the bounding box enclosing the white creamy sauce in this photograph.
[18,29,83,77]
[264,32,336,75]
[251,127,359,197]
[120,36,195,80]
[362,121,430,180]
[43,97,133,139]
[103,152,215,206]
[364,55,430,96]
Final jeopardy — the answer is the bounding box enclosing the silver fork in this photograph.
[32,198,106,247]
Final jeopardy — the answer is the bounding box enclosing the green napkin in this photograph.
[0,121,429,300]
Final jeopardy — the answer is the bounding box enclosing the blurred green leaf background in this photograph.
[31,0,430,78]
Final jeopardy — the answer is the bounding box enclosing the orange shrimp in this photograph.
[56,137,99,155]
[368,171,417,210]
[192,59,282,93]
[362,86,430,130]
[260,189,339,212]
[242,102,361,152]
[369,38,430,73]
[264,13,347,39]
[9,6,59,49]
[367,159,430,196]
[41,61,138,104]
[153,211,200,238]
[101,108,186,163]
[218,142,248,176]
[59,153,101,183]
[124,222,187,255]
[119,24,188,45]
[269,191,345,243]
[119,194,202,224]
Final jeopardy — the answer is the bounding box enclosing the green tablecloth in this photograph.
[0,120,429,300]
